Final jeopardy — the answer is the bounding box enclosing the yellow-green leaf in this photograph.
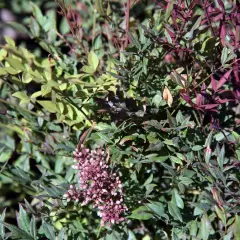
[0,49,7,61]
[4,36,15,46]
[12,91,30,105]
[4,67,21,75]
[37,101,59,113]
[88,51,99,71]
[30,91,42,99]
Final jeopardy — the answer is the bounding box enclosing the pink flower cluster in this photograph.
[64,144,127,226]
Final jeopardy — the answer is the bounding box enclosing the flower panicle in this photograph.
[64,144,127,226]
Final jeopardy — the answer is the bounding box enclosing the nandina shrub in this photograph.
[0,0,240,239]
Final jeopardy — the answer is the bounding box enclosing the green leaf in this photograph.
[152,91,165,108]
[96,0,104,15]
[172,189,184,209]
[37,101,59,113]
[42,222,55,240]
[205,130,213,147]
[57,228,67,240]
[31,2,45,27]
[234,215,240,240]
[0,220,34,240]
[30,18,40,37]
[88,51,99,72]
[60,17,70,35]
[165,0,174,21]
[165,29,173,44]
[119,135,137,145]
[143,154,168,163]
[66,105,74,120]
[221,47,228,65]
[192,145,203,151]
[15,154,30,172]
[217,144,225,170]
[0,49,7,61]
[4,67,21,74]
[146,201,165,218]
[129,206,153,220]
[0,68,7,75]
[7,22,30,35]
[170,156,183,165]
[54,158,65,174]
[215,206,226,226]
[11,167,32,184]
[200,213,211,240]
[179,176,193,186]
[24,199,36,215]
[81,65,95,74]
[0,209,6,239]
[17,204,30,233]
[12,91,30,105]
[4,36,15,46]
[44,10,57,40]
[29,216,36,239]
[223,231,233,240]
[41,85,51,96]
[146,141,163,152]
[31,91,42,99]
[96,132,113,144]
[22,72,33,83]
[143,174,153,186]
[164,139,176,146]
[42,185,62,198]
[145,183,156,196]
[168,201,182,222]
[189,220,198,237]
[128,230,137,240]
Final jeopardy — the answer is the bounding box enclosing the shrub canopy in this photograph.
[0,0,240,239]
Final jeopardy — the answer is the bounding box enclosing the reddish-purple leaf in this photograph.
[196,94,204,106]
[211,76,217,92]
[236,90,240,98]
[217,69,232,90]
[165,25,175,39]
[235,25,240,47]
[212,13,223,22]
[217,98,232,104]
[166,1,171,9]
[153,0,165,8]
[220,23,226,46]
[234,68,240,83]
[203,104,219,110]
[181,93,191,103]
[189,0,197,10]
[201,83,206,91]
[217,89,233,95]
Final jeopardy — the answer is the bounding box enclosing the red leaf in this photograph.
[234,67,240,83]
[217,0,225,11]
[235,25,240,47]
[165,26,175,39]
[181,93,192,104]
[217,98,232,104]
[220,23,226,46]
[212,13,223,22]
[201,83,206,91]
[203,104,219,110]
[196,93,203,106]
[217,69,232,90]
[211,76,217,92]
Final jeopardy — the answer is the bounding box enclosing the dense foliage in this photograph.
[0,0,240,239]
